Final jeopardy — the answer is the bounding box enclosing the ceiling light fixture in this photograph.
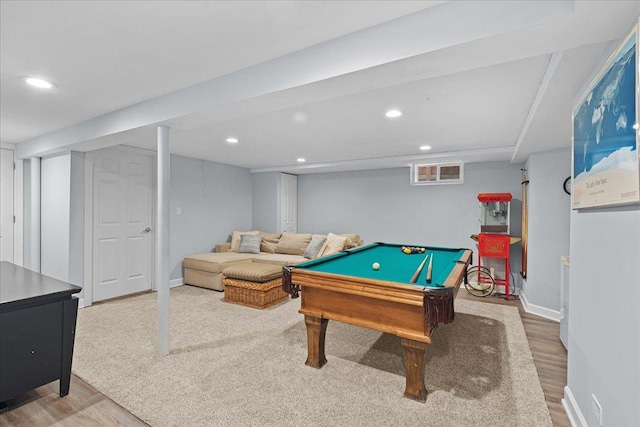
[23,77,55,89]
[226,137,239,144]
[385,109,402,118]
[293,112,308,123]
[297,158,306,163]
[419,145,432,151]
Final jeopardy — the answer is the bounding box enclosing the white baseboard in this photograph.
[520,292,562,322]
[170,278,184,288]
[78,281,184,308]
[562,386,588,427]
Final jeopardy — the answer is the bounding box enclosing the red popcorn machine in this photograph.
[477,193,513,299]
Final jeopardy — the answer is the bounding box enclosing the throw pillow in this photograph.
[318,233,348,257]
[237,234,263,254]
[340,233,362,250]
[230,230,260,252]
[303,236,327,259]
[275,233,313,255]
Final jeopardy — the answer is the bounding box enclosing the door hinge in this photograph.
[14,162,16,170]
[14,215,16,223]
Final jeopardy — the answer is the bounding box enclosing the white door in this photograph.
[280,173,297,233]
[0,149,14,263]
[93,148,152,301]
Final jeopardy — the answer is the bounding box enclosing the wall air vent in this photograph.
[410,161,464,185]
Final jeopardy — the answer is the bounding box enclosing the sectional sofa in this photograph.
[183,231,363,291]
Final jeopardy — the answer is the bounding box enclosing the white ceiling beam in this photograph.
[251,146,514,174]
[511,51,564,163]
[16,1,575,159]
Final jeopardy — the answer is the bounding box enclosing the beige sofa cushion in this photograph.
[215,242,231,253]
[258,231,282,254]
[253,253,307,266]
[318,233,348,257]
[275,233,312,255]
[183,252,255,273]
[230,230,260,252]
[222,263,282,283]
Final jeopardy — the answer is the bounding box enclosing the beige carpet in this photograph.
[73,286,552,427]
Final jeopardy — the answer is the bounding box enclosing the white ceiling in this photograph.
[2,1,639,173]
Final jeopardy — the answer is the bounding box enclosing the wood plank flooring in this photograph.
[458,291,571,427]
[1,290,570,426]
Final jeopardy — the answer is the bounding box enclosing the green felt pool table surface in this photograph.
[296,242,469,288]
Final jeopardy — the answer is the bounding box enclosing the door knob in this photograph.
[141,227,151,234]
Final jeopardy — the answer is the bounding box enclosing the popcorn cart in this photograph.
[477,193,513,299]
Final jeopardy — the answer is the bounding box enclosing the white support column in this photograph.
[30,157,41,272]
[156,126,170,356]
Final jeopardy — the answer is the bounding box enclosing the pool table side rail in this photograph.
[289,269,428,306]
[295,273,434,343]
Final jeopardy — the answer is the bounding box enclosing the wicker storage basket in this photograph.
[223,277,287,309]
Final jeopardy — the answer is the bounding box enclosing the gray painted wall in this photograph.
[69,151,85,291]
[37,151,85,295]
[565,22,640,426]
[40,153,70,281]
[296,162,524,291]
[252,171,280,232]
[22,159,31,269]
[170,154,252,280]
[569,206,639,426]
[523,148,571,311]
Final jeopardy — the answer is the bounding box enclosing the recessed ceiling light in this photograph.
[23,77,55,89]
[297,158,306,163]
[385,109,402,118]
[293,112,308,123]
[226,137,238,144]
[419,145,432,151]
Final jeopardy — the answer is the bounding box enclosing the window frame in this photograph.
[410,161,464,185]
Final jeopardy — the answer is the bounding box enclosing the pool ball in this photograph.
[372,262,380,270]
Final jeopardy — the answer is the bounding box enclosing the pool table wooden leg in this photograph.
[304,315,328,368]
[400,338,428,402]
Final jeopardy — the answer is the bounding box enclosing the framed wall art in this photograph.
[572,25,639,209]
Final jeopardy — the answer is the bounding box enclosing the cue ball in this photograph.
[372,262,380,270]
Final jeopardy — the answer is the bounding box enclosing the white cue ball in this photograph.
[372,262,380,270]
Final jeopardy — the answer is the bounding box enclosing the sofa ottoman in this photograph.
[184,252,257,291]
[222,263,288,309]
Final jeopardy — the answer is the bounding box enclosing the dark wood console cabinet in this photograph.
[0,262,81,405]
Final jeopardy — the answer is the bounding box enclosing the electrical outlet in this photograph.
[176,207,182,216]
[591,394,603,426]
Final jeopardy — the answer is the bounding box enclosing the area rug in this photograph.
[73,286,552,427]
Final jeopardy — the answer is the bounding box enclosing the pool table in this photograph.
[282,242,472,402]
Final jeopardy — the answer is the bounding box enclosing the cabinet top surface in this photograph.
[0,261,81,307]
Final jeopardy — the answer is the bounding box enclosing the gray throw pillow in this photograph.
[303,236,327,259]
[237,234,262,254]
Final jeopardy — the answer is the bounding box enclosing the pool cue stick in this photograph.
[410,253,430,283]
[426,254,434,284]
[521,168,529,279]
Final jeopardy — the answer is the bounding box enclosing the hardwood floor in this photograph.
[458,291,571,427]
[1,290,570,426]
[0,376,148,427]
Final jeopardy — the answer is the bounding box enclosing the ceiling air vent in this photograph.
[411,161,464,185]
